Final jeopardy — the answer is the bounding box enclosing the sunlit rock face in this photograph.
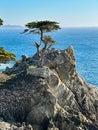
[0,46,98,130]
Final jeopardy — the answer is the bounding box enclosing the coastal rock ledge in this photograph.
[0,46,98,130]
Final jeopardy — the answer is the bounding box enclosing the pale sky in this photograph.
[0,0,98,27]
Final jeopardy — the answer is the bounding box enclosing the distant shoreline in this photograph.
[1,25,98,29]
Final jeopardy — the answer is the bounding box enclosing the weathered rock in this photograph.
[0,121,33,130]
[43,46,76,82]
[0,46,98,130]
[27,66,50,78]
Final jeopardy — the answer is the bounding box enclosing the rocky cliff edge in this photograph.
[0,46,98,130]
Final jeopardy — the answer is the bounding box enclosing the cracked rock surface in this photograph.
[0,46,98,130]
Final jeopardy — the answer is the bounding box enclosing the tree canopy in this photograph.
[24,20,60,51]
[25,20,60,41]
[0,18,3,26]
[0,47,16,63]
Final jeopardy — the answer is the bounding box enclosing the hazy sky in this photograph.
[0,0,98,27]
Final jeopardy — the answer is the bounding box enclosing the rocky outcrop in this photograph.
[0,46,98,130]
[0,121,33,130]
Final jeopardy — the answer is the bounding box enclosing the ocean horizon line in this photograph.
[1,25,98,29]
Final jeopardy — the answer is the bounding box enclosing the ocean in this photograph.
[0,27,98,87]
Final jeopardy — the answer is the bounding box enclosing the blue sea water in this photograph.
[0,27,98,87]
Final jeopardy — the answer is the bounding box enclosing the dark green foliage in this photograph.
[0,18,3,26]
[0,47,16,63]
[25,20,61,35]
[42,35,56,50]
[24,20,61,52]
[25,20,60,41]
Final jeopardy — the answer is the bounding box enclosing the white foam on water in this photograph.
[0,62,14,72]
